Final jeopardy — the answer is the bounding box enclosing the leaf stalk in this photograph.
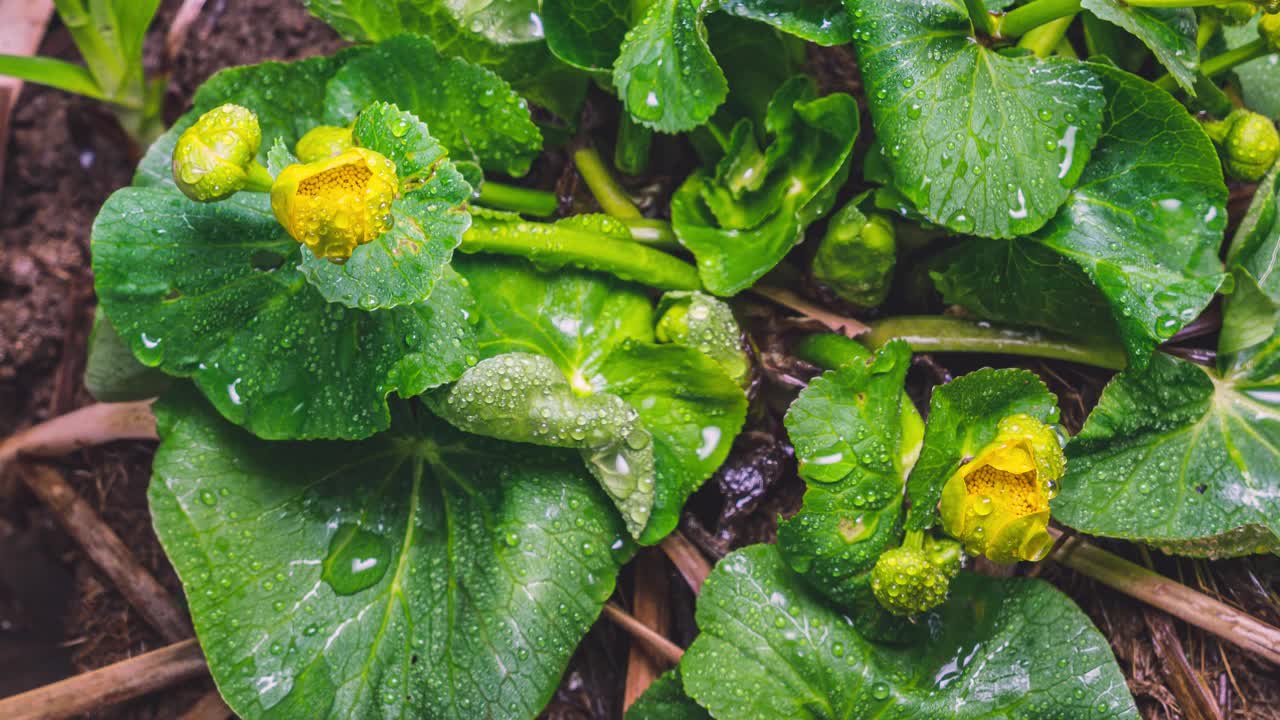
[475,181,558,217]
[863,316,1128,370]
[573,145,643,219]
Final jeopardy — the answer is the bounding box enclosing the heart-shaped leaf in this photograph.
[718,0,852,45]
[299,103,472,311]
[849,0,1105,238]
[613,0,727,133]
[1081,1,1198,94]
[324,34,543,176]
[1033,63,1228,367]
[680,544,1139,719]
[149,387,632,719]
[1056,346,1280,557]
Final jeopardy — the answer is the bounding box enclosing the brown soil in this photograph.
[0,2,1277,720]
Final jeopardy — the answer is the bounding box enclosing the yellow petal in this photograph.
[271,147,399,262]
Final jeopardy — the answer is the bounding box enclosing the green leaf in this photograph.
[906,368,1059,532]
[149,386,631,720]
[1221,161,1280,355]
[430,352,657,539]
[0,54,106,99]
[542,0,631,71]
[454,256,746,544]
[1081,1,1199,94]
[931,238,1123,346]
[672,77,858,296]
[680,544,1139,720]
[849,0,1105,238]
[778,341,922,618]
[704,13,804,134]
[717,0,852,45]
[1056,348,1280,556]
[656,291,750,386]
[1224,19,1280,119]
[84,308,172,402]
[1033,63,1228,368]
[323,34,543,177]
[627,670,711,720]
[91,187,477,440]
[297,103,472,311]
[613,0,727,133]
[304,0,588,121]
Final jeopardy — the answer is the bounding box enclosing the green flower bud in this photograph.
[870,532,962,616]
[295,125,355,163]
[655,293,750,386]
[812,197,896,308]
[939,414,1065,565]
[271,148,400,263]
[1262,12,1280,52]
[1205,109,1280,182]
[172,104,266,202]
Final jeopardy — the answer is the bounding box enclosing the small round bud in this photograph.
[295,125,355,163]
[271,148,400,262]
[870,534,962,617]
[812,198,896,308]
[1261,12,1280,53]
[1220,110,1280,182]
[172,104,263,202]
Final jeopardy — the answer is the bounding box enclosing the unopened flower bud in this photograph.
[172,104,266,202]
[295,125,355,162]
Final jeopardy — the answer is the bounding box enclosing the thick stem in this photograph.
[864,316,1128,370]
[460,216,702,290]
[1155,38,1271,92]
[573,145,642,219]
[793,332,872,369]
[1018,14,1076,57]
[964,0,997,35]
[475,181,558,217]
[620,217,682,251]
[1049,528,1280,665]
[995,0,1082,39]
[244,161,273,193]
[615,113,653,177]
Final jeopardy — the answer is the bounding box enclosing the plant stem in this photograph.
[793,333,872,369]
[751,285,871,338]
[475,181,558,217]
[620,217,682,251]
[864,316,1128,370]
[573,145,643,219]
[994,0,1082,40]
[1018,14,1076,57]
[245,162,273,193]
[1155,38,1271,93]
[964,0,997,35]
[615,113,653,177]
[460,215,702,291]
[1049,528,1280,665]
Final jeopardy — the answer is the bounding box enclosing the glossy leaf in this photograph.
[1081,1,1199,94]
[849,0,1105,238]
[1223,20,1280,119]
[627,670,710,720]
[680,544,1139,720]
[84,308,172,402]
[704,13,803,133]
[906,369,1059,532]
[613,0,727,133]
[298,103,472,311]
[149,387,631,719]
[1056,348,1280,556]
[717,0,852,45]
[324,34,542,176]
[931,238,1123,345]
[542,0,631,70]
[1034,63,1228,367]
[778,341,922,618]
[1221,160,1280,355]
[656,291,749,386]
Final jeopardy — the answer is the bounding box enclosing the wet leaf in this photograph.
[1081,1,1199,94]
[680,544,1138,720]
[1223,19,1280,119]
[849,0,1105,238]
[717,0,852,45]
[542,0,631,71]
[1056,347,1280,557]
[1221,160,1280,355]
[627,670,710,720]
[84,308,172,402]
[149,386,631,719]
[656,291,750,386]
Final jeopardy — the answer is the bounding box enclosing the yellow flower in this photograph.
[939,414,1064,564]
[172,104,270,202]
[271,147,399,262]
[295,125,355,162]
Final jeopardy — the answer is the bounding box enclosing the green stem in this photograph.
[964,0,997,35]
[1155,38,1270,93]
[994,0,1082,39]
[620,218,683,251]
[1018,15,1076,57]
[863,316,1127,370]
[614,114,653,177]
[476,182,558,217]
[573,146,642,219]
[460,216,701,291]
[793,333,872,369]
[244,162,273,193]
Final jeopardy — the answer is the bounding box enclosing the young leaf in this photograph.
[1081,1,1199,94]
[298,103,472,311]
[1221,160,1280,355]
[323,34,543,177]
[1223,19,1280,119]
[627,670,710,720]
[849,0,1105,238]
[778,341,921,616]
[717,0,853,45]
[92,185,477,440]
[149,387,631,720]
[1056,347,1280,557]
[906,369,1059,532]
[656,291,750,386]
[542,0,631,71]
[680,544,1139,720]
[1033,63,1228,367]
[613,0,727,133]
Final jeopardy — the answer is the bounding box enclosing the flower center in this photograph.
[963,463,1042,517]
